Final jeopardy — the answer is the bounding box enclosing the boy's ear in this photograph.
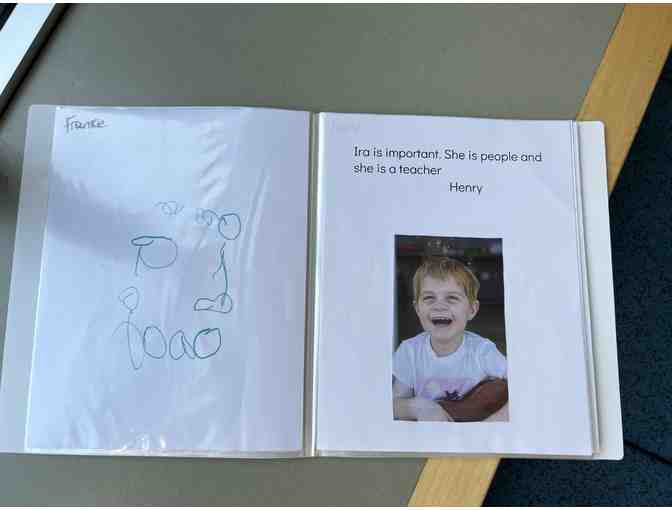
[469,300,480,320]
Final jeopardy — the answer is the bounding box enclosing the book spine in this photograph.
[302,112,320,457]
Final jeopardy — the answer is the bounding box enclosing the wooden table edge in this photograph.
[408,5,672,507]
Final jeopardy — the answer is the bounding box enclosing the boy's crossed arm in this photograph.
[393,377,508,422]
[436,378,508,422]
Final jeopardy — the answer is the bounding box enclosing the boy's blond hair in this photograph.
[412,257,480,304]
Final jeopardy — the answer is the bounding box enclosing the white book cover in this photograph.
[0,106,621,459]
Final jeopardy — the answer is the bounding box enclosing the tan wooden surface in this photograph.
[578,5,672,193]
[409,5,672,507]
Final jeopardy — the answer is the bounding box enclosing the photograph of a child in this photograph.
[393,235,509,423]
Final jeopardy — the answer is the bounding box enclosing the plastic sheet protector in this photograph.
[24,107,309,455]
[314,113,597,457]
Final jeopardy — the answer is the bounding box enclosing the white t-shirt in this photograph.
[393,331,507,400]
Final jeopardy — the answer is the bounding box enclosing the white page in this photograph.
[315,113,594,456]
[25,107,309,455]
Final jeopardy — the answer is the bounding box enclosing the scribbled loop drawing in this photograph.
[194,292,234,314]
[113,286,223,369]
[131,235,178,276]
[195,209,242,241]
[154,201,184,216]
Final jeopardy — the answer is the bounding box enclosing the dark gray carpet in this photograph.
[485,51,672,506]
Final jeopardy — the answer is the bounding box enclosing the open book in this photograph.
[0,106,622,459]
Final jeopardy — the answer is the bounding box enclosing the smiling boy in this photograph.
[393,257,508,422]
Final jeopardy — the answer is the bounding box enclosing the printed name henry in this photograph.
[448,182,484,195]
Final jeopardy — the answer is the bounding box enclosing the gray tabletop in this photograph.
[0,5,622,505]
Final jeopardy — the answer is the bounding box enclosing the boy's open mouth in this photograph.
[431,316,453,327]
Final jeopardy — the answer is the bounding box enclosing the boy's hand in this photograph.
[413,398,454,421]
[395,397,454,422]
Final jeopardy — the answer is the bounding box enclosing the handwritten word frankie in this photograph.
[65,115,107,133]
